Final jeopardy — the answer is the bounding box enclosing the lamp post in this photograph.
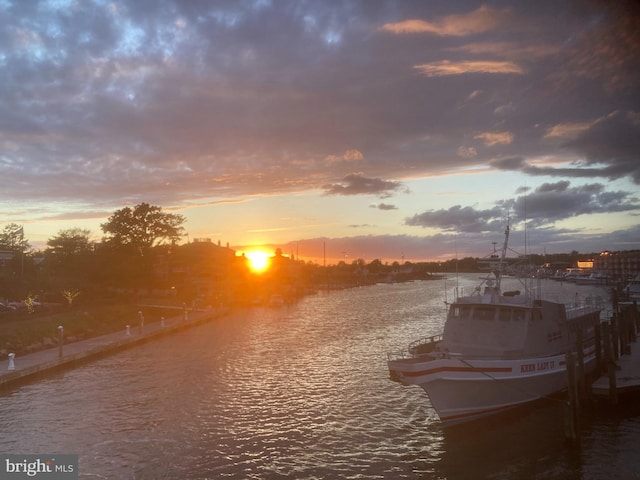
[58,325,64,358]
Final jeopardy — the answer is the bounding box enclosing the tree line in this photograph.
[0,202,609,308]
[0,203,187,305]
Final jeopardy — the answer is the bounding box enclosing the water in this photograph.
[1,276,639,479]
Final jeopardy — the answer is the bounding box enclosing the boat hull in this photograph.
[388,350,596,426]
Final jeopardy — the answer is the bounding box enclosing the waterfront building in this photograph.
[592,250,640,282]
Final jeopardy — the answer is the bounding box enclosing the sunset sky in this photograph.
[2,1,639,263]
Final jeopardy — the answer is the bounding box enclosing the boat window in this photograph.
[512,309,527,322]
[450,306,472,319]
[474,307,495,321]
[499,309,511,322]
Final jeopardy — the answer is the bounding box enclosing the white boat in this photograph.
[574,271,609,285]
[623,273,640,302]
[563,268,591,283]
[387,225,604,427]
[550,269,567,281]
[619,273,640,311]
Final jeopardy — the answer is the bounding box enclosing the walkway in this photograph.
[592,341,640,397]
[0,307,227,391]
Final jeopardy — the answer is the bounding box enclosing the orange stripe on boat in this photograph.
[402,366,512,377]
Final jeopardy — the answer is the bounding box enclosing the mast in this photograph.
[495,223,510,292]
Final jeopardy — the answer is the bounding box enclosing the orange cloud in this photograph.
[414,60,523,77]
[474,132,514,146]
[325,149,364,164]
[544,122,593,139]
[457,146,478,158]
[381,6,511,36]
[452,41,561,58]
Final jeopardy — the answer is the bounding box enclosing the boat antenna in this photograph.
[523,182,529,272]
[496,218,510,293]
[443,275,448,305]
[454,233,459,298]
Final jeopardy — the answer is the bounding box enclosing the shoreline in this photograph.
[0,307,228,392]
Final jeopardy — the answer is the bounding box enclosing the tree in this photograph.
[47,228,93,256]
[43,228,96,289]
[23,292,38,314]
[0,223,30,252]
[101,203,185,251]
[61,288,81,307]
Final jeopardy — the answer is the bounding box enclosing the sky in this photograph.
[1,0,640,264]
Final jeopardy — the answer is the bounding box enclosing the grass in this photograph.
[1,303,183,357]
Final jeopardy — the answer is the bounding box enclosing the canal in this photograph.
[1,276,639,479]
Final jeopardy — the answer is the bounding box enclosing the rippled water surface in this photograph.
[1,276,639,479]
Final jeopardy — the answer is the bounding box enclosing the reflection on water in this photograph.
[0,276,639,479]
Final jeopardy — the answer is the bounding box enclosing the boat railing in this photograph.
[387,350,405,362]
[408,334,442,352]
[387,334,443,361]
[565,295,609,322]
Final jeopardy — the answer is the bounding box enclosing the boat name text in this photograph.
[520,361,555,373]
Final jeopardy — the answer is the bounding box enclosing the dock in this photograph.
[563,301,639,441]
[1,306,227,391]
[592,342,640,396]
[591,302,640,401]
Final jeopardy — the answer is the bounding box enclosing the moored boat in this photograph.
[618,273,640,311]
[387,225,604,427]
[563,268,592,283]
[574,271,609,285]
[623,273,640,303]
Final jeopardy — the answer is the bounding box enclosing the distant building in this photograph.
[593,251,640,282]
[153,241,238,303]
[576,260,594,269]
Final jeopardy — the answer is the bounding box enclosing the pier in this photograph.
[564,301,639,441]
[591,302,640,400]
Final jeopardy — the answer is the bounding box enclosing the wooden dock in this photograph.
[564,301,639,441]
[591,302,640,401]
[592,341,640,396]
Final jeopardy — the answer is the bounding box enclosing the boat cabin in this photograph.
[438,299,572,358]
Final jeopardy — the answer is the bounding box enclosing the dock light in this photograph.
[58,326,64,358]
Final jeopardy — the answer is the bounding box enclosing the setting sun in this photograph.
[245,250,271,273]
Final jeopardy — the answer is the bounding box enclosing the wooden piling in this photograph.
[601,321,618,405]
[607,353,619,406]
[594,324,603,375]
[630,302,638,341]
[611,313,620,361]
[564,351,579,441]
[619,310,628,355]
[576,327,586,402]
[626,307,633,353]
[605,320,619,406]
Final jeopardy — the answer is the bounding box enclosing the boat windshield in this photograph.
[448,305,530,323]
[444,305,530,354]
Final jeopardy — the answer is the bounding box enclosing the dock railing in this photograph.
[565,295,608,321]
